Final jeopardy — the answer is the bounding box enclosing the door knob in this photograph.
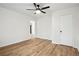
[60,30,62,32]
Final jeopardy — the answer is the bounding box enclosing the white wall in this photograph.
[36,14,52,40]
[0,7,32,47]
[52,7,79,49]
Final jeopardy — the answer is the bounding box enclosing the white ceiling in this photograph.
[0,3,79,18]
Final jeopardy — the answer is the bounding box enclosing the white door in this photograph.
[60,15,73,46]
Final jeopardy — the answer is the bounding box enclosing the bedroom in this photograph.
[0,3,79,56]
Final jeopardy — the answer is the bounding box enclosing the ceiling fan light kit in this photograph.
[35,10,41,14]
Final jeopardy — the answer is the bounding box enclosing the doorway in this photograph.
[30,20,35,35]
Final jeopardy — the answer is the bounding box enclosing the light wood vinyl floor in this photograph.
[0,38,79,56]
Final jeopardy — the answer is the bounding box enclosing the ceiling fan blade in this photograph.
[40,10,46,14]
[26,9,36,10]
[41,6,50,10]
[33,3,37,8]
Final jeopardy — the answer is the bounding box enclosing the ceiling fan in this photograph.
[26,3,50,14]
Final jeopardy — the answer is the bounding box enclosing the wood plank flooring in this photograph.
[0,38,79,56]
